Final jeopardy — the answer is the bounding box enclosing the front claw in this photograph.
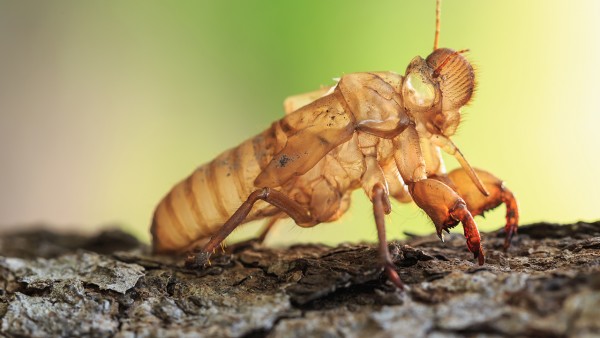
[501,188,519,251]
[504,226,516,251]
[409,179,485,266]
[450,201,485,265]
[436,227,446,242]
[443,168,520,251]
[435,219,454,243]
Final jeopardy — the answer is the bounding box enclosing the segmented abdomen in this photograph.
[151,126,282,253]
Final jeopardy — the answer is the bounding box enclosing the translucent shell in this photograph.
[404,72,436,109]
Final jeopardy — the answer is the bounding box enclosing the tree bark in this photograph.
[1,221,599,337]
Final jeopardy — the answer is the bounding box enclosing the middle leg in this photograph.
[359,147,405,289]
[372,182,404,289]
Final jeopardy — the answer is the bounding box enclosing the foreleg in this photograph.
[409,179,484,265]
[394,126,484,264]
[421,135,518,250]
[441,168,519,250]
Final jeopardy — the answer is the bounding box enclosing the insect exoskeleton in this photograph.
[151,0,519,289]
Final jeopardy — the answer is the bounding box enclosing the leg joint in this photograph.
[250,187,270,201]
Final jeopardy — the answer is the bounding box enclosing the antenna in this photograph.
[434,0,441,50]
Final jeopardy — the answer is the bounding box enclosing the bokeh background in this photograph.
[1,1,599,246]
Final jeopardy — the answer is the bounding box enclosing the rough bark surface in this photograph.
[0,222,599,338]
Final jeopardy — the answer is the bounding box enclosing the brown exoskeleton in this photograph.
[151,0,519,288]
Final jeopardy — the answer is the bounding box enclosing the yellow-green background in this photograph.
[1,1,599,246]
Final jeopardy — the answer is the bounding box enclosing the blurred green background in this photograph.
[1,1,599,246]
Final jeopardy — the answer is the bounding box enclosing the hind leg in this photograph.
[184,188,316,268]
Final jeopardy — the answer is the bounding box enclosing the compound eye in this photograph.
[404,72,435,109]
